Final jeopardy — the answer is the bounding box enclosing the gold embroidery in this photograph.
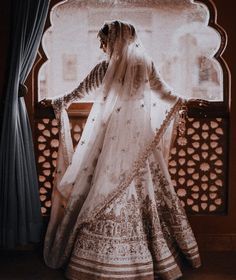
[66,160,200,280]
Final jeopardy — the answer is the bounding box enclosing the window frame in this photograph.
[24,0,229,122]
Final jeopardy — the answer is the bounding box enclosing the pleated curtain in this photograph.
[0,0,49,248]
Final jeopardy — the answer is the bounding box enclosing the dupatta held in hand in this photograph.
[44,20,186,268]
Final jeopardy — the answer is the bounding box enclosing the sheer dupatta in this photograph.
[44,20,186,268]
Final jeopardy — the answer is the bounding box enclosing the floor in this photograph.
[0,249,236,280]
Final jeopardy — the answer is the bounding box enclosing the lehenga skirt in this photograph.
[65,151,201,280]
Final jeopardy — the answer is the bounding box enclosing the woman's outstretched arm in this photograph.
[148,61,183,103]
[40,60,108,117]
[148,61,209,108]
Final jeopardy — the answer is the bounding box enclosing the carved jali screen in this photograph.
[35,115,227,216]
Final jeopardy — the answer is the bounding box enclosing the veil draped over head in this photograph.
[44,20,184,268]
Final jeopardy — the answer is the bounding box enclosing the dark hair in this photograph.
[101,24,109,36]
[130,24,135,37]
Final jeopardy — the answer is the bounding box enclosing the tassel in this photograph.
[177,104,188,146]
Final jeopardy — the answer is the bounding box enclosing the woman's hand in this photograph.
[187,98,210,109]
[39,98,52,107]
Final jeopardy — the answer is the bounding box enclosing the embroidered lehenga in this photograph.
[44,21,201,280]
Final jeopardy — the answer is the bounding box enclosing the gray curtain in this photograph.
[0,0,49,248]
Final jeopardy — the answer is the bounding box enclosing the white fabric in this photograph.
[44,20,186,268]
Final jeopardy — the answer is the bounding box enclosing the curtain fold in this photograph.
[0,0,49,248]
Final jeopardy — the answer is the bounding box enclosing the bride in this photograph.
[42,20,207,280]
